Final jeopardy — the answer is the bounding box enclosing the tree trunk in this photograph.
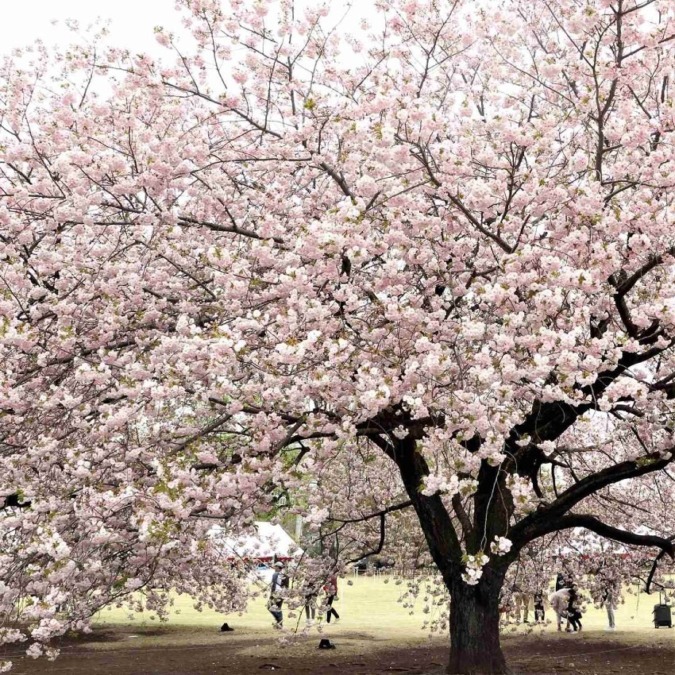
[448,569,510,675]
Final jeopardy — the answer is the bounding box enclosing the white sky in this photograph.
[0,0,180,54]
[0,0,368,58]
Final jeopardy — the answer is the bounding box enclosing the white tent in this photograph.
[209,521,303,563]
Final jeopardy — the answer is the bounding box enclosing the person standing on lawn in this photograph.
[602,581,618,631]
[566,583,583,633]
[268,561,288,628]
[303,577,320,627]
[533,590,545,624]
[323,571,340,624]
[549,587,570,632]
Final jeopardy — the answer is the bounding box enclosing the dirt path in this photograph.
[2,626,673,674]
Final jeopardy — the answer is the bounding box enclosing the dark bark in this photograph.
[448,569,510,675]
[387,435,462,589]
[383,435,511,674]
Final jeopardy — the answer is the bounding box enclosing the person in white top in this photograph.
[548,588,571,632]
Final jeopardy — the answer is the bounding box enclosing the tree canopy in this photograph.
[1,0,675,672]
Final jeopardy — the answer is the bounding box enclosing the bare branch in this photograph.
[328,499,413,525]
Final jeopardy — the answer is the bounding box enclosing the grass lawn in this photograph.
[96,573,668,637]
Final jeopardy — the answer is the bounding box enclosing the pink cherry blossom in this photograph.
[2,1,675,673]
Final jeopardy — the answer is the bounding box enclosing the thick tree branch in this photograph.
[318,162,354,199]
[1,493,32,510]
[510,452,674,546]
[530,512,675,558]
[506,340,673,486]
[451,493,473,539]
[369,434,462,581]
[645,539,675,593]
[446,193,515,253]
[613,245,675,297]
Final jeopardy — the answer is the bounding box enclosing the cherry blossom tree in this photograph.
[3,0,675,672]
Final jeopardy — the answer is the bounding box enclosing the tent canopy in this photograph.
[209,522,302,563]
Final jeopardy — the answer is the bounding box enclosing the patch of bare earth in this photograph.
[1,627,673,674]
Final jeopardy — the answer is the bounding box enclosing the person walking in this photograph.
[323,572,340,624]
[268,562,288,628]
